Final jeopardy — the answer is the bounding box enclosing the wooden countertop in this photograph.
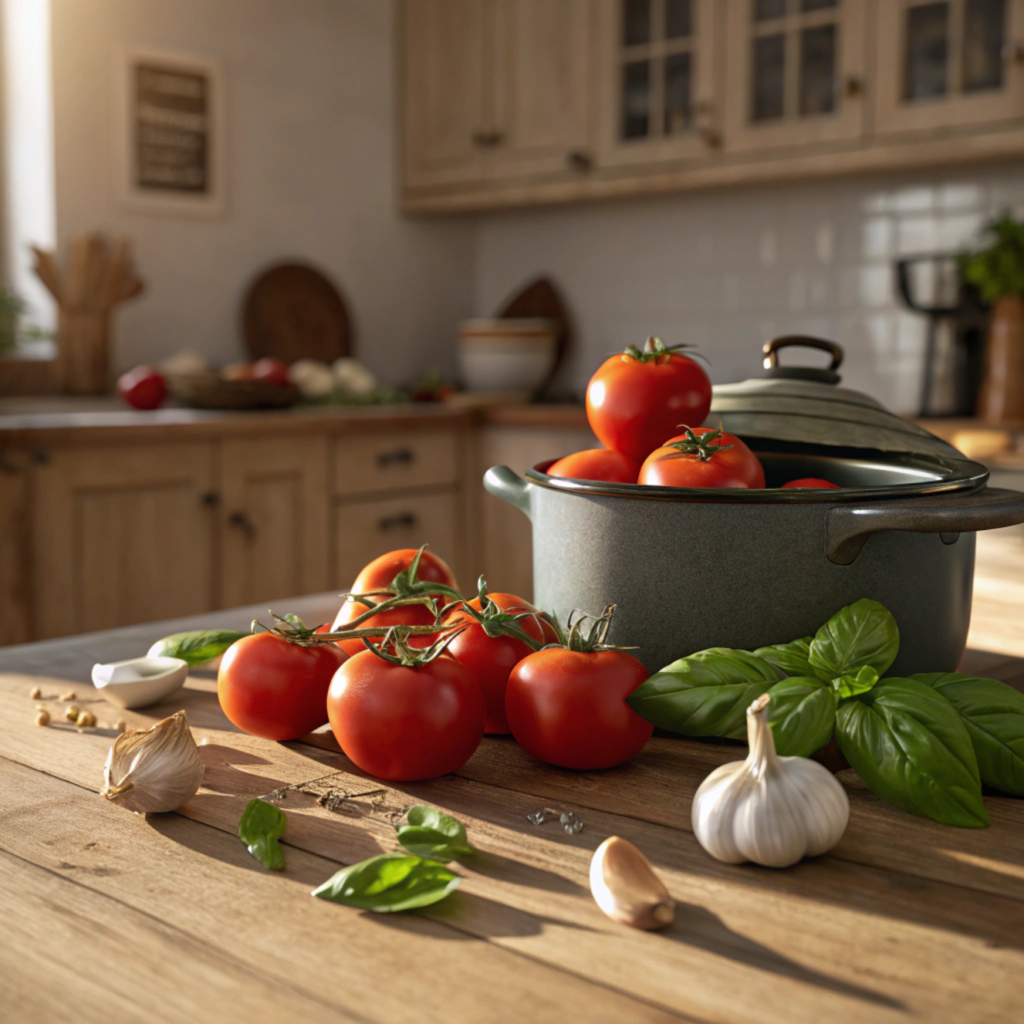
[0,397,588,447]
[3,573,1024,1022]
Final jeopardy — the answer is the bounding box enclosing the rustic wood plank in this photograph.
[3,673,1023,1023]
[0,757,681,1024]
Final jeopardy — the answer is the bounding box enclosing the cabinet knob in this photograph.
[698,127,722,149]
[31,446,50,465]
[228,511,257,540]
[378,512,417,532]
[1004,42,1024,64]
[376,447,414,467]
[567,149,594,172]
[843,76,864,99]
[199,491,220,507]
[471,129,504,147]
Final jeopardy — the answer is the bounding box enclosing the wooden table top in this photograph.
[2,593,1024,1024]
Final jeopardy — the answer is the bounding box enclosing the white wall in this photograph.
[474,162,1024,413]
[49,0,475,381]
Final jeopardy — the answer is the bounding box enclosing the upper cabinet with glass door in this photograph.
[596,0,720,167]
[875,0,1024,135]
[723,0,865,152]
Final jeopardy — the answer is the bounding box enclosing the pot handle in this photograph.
[826,487,1024,565]
[483,465,533,520]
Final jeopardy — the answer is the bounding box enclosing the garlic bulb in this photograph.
[590,836,675,930]
[101,711,205,814]
[691,694,849,868]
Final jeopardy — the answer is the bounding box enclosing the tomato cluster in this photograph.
[217,546,654,781]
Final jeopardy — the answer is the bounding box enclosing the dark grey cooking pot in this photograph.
[484,337,1024,676]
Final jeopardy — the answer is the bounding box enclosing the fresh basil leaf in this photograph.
[809,599,900,681]
[754,637,815,677]
[765,678,836,757]
[832,665,880,701]
[312,853,460,912]
[627,649,783,739]
[147,629,247,666]
[238,798,287,871]
[395,806,475,862]
[835,678,988,828]
[912,673,1024,797]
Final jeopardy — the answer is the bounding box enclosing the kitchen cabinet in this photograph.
[219,437,330,609]
[30,443,218,640]
[875,0,1024,136]
[722,0,866,153]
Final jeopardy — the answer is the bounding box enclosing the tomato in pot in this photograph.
[638,427,765,489]
[218,632,347,741]
[117,366,167,410]
[327,633,485,781]
[782,477,841,489]
[331,547,461,658]
[442,589,558,734]
[585,336,712,465]
[505,607,653,770]
[546,448,640,484]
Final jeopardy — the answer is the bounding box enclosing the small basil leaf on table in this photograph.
[239,798,287,871]
[754,637,815,677]
[396,806,476,861]
[313,853,460,912]
[765,678,836,757]
[832,665,880,700]
[627,649,782,739]
[835,678,988,828]
[148,629,248,666]
[912,673,1024,796]
[809,599,900,681]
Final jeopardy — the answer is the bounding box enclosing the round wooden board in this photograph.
[242,262,352,364]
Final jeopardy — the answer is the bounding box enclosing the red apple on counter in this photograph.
[117,366,167,410]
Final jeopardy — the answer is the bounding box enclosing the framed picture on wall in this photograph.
[114,47,226,217]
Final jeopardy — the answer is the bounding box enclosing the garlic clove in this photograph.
[101,711,205,815]
[590,836,675,930]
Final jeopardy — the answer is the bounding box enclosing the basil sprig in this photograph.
[239,798,287,871]
[631,598,1024,828]
[148,629,247,666]
[313,853,461,913]
[396,806,476,861]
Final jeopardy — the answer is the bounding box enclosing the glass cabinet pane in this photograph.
[664,52,692,133]
[752,34,786,121]
[905,3,950,100]
[755,0,787,20]
[800,23,837,115]
[624,0,651,45]
[963,0,1006,92]
[665,0,692,39]
[622,60,651,138]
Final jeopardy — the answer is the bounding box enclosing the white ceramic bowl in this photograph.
[92,656,189,709]
[458,319,557,394]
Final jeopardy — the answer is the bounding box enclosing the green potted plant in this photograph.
[962,213,1024,424]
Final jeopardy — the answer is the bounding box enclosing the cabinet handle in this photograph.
[376,447,414,467]
[471,129,504,147]
[199,491,220,507]
[228,511,257,540]
[698,127,722,149]
[843,76,864,99]
[567,149,593,172]
[1004,42,1024,64]
[30,446,49,465]
[378,512,417,532]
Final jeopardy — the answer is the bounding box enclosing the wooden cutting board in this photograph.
[496,275,573,396]
[242,262,352,364]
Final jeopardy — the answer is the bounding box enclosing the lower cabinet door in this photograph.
[333,491,460,592]
[31,443,217,639]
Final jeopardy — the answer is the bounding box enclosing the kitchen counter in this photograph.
[2,585,1024,1022]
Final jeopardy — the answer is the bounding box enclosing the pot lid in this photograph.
[709,336,961,459]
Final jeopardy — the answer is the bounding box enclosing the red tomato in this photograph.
[217,632,347,741]
[252,357,291,387]
[442,593,558,734]
[327,651,484,780]
[506,648,653,770]
[782,477,841,489]
[546,448,640,484]
[117,366,167,410]
[585,337,712,464]
[331,548,460,657]
[639,427,765,489]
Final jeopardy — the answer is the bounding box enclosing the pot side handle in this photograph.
[483,465,533,520]
[826,487,1024,566]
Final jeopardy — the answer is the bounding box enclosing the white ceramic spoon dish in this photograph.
[91,656,189,709]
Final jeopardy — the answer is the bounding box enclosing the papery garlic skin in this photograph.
[101,711,205,815]
[691,694,849,868]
